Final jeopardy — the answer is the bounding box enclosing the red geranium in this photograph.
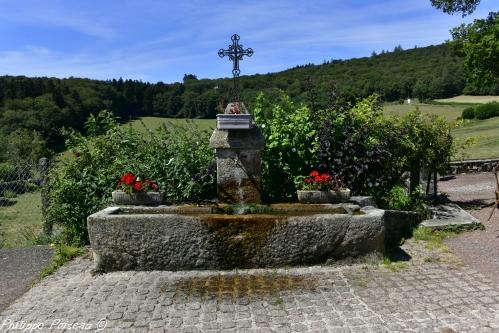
[121,172,136,186]
[116,172,160,194]
[309,170,320,178]
[298,170,343,191]
[133,181,142,191]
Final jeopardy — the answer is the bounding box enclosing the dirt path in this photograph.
[0,246,54,312]
[439,172,499,281]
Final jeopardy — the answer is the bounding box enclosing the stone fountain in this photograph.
[209,102,265,204]
[87,35,419,273]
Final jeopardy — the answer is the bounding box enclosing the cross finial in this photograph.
[218,34,253,104]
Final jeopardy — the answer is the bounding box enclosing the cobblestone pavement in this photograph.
[1,240,499,333]
[438,173,499,282]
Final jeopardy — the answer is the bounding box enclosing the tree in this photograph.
[399,109,453,195]
[431,1,498,90]
[183,74,198,83]
[430,0,481,16]
[4,129,50,163]
[450,12,499,88]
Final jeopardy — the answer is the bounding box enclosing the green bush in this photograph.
[385,185,412,210]
[3,129,50,163]
[0,163,17,182]
[316,95,407,202]
[45,111,216,245]
[474,102,499,120]
[461,106,475,119]
[252,90,318,201]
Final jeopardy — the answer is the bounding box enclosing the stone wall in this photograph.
[383,209,421,247]
[449,158,499,174]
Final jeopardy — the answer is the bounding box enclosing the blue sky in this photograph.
[0,0,496,83]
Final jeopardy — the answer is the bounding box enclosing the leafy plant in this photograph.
[0,163,17,181]
[315,94,406,202]
[386,186,412,210]
[253,90,318,201]
[19,226,53,246]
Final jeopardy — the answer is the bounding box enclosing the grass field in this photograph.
[435,95,499,104]
[384,103,465,122]
[125,117,216,133]
[0,192,43,247]
[452,117,499,160]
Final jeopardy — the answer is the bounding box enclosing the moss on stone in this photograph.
[202,214,285,267]
[165,273,319,301]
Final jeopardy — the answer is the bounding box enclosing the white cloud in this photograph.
[0,0,496,82]
[0,0,115,39]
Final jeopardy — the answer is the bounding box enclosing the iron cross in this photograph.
[218,34,253,103]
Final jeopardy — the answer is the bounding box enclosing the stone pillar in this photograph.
[209,125,265,204]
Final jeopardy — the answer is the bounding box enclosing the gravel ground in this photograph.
[0,246,54,312]
[439,172,499,281]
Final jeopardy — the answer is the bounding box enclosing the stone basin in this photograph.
[87,204,419,272]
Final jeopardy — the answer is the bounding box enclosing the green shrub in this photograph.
[474,102,499,120]
[45,111,216,245]
[316,95,406,202]
[461,106,475,119]
[252,90,318,201]
[0,163,17,181]
[399,109,454,182]
[4,129,50,163]
[385,185,412,210]
[2,190,17,199]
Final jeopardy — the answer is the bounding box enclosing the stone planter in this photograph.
[297,189,351,204]
[111,190,163,206]
[216,114,253,130]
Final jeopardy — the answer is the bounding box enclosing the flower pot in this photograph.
[297,189,351,204]
[111,191,163,206]
[216,114,253,130]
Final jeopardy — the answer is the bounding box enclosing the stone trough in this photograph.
[87,204,419,272]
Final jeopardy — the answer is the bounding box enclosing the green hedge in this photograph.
[461,107,475,119]
[475,102,499,120]
[461,102,499,120]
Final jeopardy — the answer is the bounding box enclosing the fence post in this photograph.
[38,157,51,235]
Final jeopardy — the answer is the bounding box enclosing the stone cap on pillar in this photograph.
[209,126,266,149]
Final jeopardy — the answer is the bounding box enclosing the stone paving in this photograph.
[1,240,499,332]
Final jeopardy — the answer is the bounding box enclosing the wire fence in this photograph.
[0,158,49,247]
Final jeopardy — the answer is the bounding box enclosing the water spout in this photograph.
[233,152,240,166]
